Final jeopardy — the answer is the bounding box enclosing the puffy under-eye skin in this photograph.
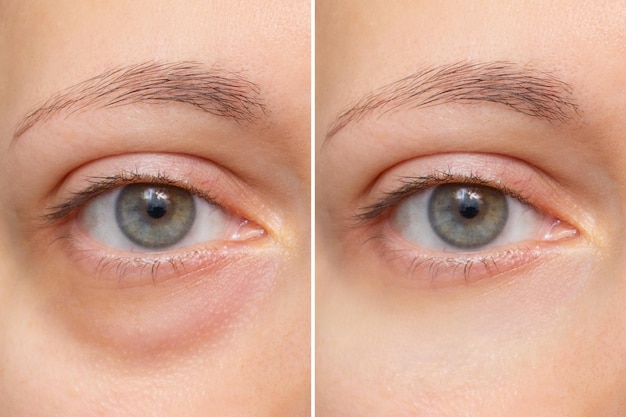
[33,154,282,356]
[44,154,273,288]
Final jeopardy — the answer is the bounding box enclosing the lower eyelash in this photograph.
[367,234,546,286]
[51,233,236,287]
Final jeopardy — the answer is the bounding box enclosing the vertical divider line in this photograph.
[310,0,316,415]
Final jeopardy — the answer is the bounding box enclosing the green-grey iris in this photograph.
[428,183,508,249]
[115,183,196,249]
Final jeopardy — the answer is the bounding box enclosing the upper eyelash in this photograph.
[41,170,219,225]
[354,170,530,224]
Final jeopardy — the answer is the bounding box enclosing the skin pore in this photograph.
[0,1,310,416]
[317,1,626,416]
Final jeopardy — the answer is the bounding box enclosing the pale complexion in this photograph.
[317,1,626,415]
[0,1,310,416]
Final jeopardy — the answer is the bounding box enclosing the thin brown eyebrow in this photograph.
[326,61,580,139]
[13,61,266,139]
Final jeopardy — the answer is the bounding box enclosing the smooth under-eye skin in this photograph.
[0,1,309,416]
[317,1,626,416]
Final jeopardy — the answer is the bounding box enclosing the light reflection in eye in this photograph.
[428,184,508,249]
[116,184,197,249]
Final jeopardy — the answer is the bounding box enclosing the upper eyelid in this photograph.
[354,170,531,224]
[41,170,219,225]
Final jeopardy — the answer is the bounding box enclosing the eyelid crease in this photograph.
[41,170,219,225]
[354,170,530,224]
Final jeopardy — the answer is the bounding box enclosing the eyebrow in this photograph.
[326,61,580,138]
[13,61,266,139]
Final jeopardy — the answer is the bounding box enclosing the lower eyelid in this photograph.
[47,200,269,287]
[351,203,581,287]
[42,232,281,354]
[365,233,560,288]
[53,224,258,288]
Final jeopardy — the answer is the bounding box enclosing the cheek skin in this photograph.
[1,252,307,417]
[317,245,611,416]
[34,245,279,361]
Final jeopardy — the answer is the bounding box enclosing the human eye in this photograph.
[352,154,582,287]
[49,174,262,252]
[40,154,269,287]
[8,56,310,371]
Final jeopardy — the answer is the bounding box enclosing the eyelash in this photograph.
[42,170,239,285]
[355,170,530,224]
[42,170,220,224]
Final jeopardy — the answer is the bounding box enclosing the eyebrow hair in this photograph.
[326,61,580,138]
[13,61,266,139]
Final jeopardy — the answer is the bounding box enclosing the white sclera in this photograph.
[393,187,547,253]
[80,187,230,253]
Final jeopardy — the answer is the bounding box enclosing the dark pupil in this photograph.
[458,194,481,219]
[146,197,168,219]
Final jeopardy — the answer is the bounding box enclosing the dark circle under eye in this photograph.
[428,183,508,249]
[115,183,196,249]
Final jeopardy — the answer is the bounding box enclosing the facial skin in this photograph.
[317,1,626,416]
[0,1,310,416]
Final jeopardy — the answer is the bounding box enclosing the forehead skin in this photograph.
[0,0,310,162]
